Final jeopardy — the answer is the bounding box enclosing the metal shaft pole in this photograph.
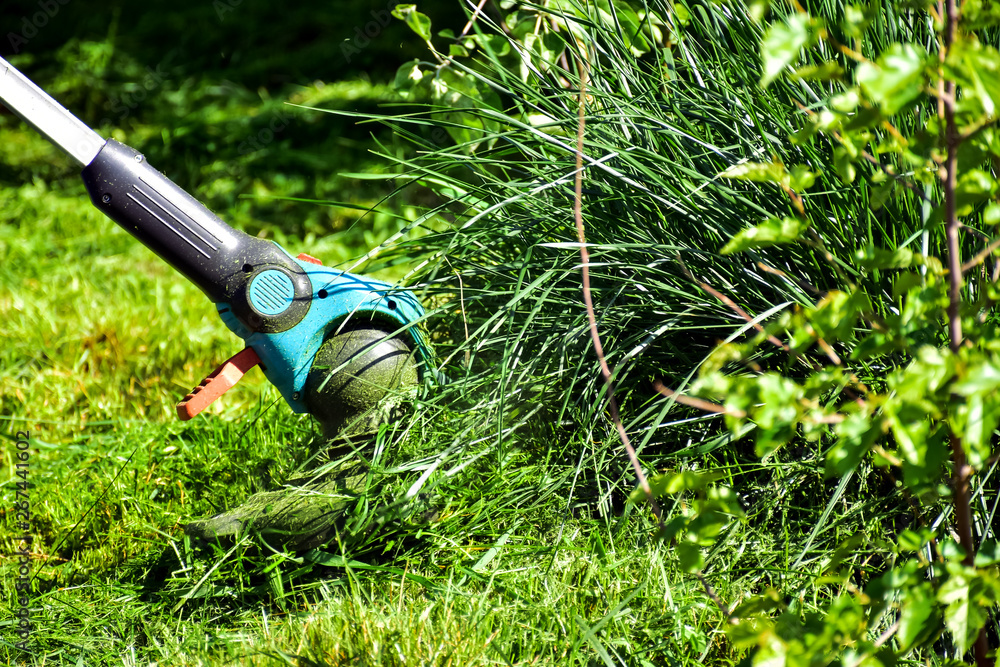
[0,56,105,166]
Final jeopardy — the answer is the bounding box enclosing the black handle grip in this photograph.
[82,139,310,333]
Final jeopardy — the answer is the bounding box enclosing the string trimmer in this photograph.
[0,57,431,436]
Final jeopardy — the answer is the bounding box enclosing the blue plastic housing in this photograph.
[217,254,431,413]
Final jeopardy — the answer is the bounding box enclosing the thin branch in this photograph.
[696,571,731,618]
[941,0,991,664]
[655,379,844,425]
[943,4,963,353]
[757,261,823,296]
[458,0,491,39]
[678,256,871,400]
[959,223,992,242]
[816,337,843,366]
[961,236,1000,274]
[874,620,900,648]
[652,380,744,417]
[701,283,789,351]
[674,256,788,351]
[572,56,664,530]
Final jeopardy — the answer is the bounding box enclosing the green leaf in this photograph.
[902,346,956,396]
[538,32,565,63]
[719,160,789,185]
[747,0,771,22]
[843,4,875,39]
[873,559,923,591]
[851,331,901,360]
[631,472,669,503]
[953,355,1000,395]
[665,470,723,493]
[392,4,433,42]
[474,33,511,57]
[886,411,946,488]
[897,528,934,552]
[811,289,870,343]
[791,109,840,144]
[823,535,866,574]
[951,393,998,468]
[954,168,994,216]
[856,43,927,115]
[892,272,923,300]
[655,515,689,542]
[900,281,949,330]
[842,106,882,131]
[984,202,1000,225]
[829,409,879,476]
[609,4,654,55]
[834,145,856,183]
[792,61,844,81]
[963,0,1000,29]
[760,13,815,87]
[701,343,746,374]
[947,37,1000,116]
[677,540,704,573]
[898,582,937,651]
[673,2,692,25]
[830,89,861,113]
[941,539,967,563]
[975,540,1000,567]
[937,563,998,654]
[826,595,867,640]
[958,134,988,173]
[869,179,895,211]
[951,354,1000,467]
[752,373,802,456]
[788,164,819,191]
[393,59,425,95]
[707,486,745,519]
[727,616,775,649]
[687,505,732,544]
[629,470,722,503]
[856,244,914,270]
[721,216,811,254]
[731,589,782,618]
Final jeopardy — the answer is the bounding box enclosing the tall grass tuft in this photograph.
[332,0,927,544]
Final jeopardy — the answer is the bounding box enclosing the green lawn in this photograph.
[0,177,707,664]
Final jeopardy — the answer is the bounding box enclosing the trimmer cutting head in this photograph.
[304,326,419,438]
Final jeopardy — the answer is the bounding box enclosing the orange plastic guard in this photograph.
[296,253,322,265]
[176,347,262,420]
